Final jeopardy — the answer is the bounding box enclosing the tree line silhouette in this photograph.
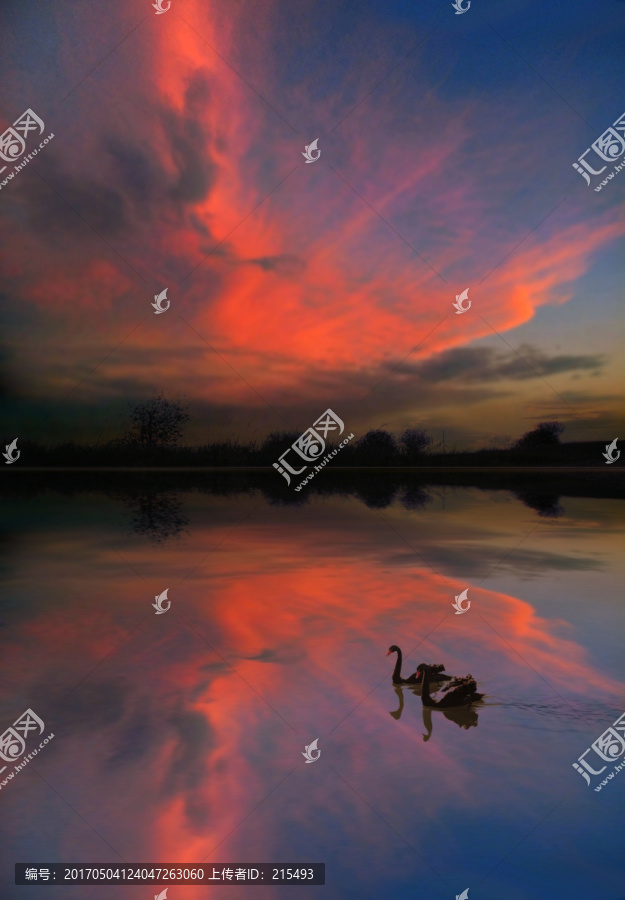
[8,393,604,466]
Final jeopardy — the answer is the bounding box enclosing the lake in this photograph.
[1,472,624,899]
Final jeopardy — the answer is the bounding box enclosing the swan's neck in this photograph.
[392,649,403,682]
[421,666,433,704]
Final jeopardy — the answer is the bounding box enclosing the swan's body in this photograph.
[415,663,452,683]
[421,665,484,708]
[387,646,451,686]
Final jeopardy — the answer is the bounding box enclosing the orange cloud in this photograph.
[3,0,623,415]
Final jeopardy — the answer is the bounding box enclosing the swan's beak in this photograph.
[386,650,391,655]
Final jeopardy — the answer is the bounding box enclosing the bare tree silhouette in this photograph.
[124,392,190,447]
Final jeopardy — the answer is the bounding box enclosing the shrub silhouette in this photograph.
[399,427,431,460]
[354,429,398,464]
[514,421,565,450]
[259,431,303,464]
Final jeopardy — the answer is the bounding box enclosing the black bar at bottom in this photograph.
[16,863,325,885]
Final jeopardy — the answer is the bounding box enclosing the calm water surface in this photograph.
[1,481,624,899]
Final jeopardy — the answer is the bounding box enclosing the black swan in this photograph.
[420,664,484,708]
[387,646,450,686]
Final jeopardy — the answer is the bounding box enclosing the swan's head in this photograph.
[416,663,436,681]
[387,645,400,655]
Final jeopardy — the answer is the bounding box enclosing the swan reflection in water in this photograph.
[390,685,480,741]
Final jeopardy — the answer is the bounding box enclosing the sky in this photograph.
[1,0,624,448]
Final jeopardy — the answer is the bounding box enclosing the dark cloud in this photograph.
[47,678,128,733]
[109,344,207,366]
[164,73,217,205]
[163,709,213,792]
[190,211,211,236]
[24,156,129,239]
[395,345,605,384]
[106,707,154,768]
[243,645,306,664]
[384,545,602,579]
[184,71,212,110]
[247,254,307,276]
[104,137,158,207]
[162,708,214,829]
[168,121,214,203]
[17,70,219,245]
